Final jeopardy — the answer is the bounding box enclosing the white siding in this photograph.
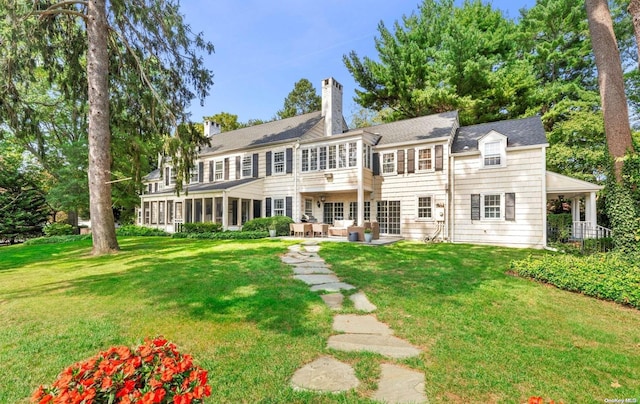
[452,147,545,248]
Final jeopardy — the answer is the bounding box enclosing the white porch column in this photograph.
[586,192,597,226]
[356,139,364,225]
[572,198,580,222]
[222,191,228,230]
[237,198,243,226]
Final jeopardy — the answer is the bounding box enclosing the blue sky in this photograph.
[181,0,536,124]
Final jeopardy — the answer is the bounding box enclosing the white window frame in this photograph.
[416,195,434,220]
[273,198,285,216]
[273,150,285,175]
[417,147,434,172]
[242,155,252,178]
[479,131,507,168]
[214,160,224,181]
[481,193,504,220]
[189,167,199,184]
[381,151,396,175]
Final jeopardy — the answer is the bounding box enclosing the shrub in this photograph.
[43,222,74,237]
[116,225,169,237]
[24,235,92,245]
[242,216,293,236]
[31,336,211,404]
[180,222,223,234]
[172,230,268,240]
[511,252,640,309]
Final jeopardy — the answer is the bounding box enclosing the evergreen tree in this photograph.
[276,79,321,119]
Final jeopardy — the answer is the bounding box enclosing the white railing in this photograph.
[572,221,612,240]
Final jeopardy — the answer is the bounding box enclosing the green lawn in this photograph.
[1,238,639,403]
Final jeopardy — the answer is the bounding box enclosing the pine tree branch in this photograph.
[31,0,88,21]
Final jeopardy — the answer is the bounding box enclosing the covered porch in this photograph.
[546,171,609,241]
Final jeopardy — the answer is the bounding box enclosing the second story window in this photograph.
[418,148,433,170]
[382,152,395,174]
[484,141,502,166]
[190,167,199,183]
[273,151,285,174]
[348,142,357,167]
[214,161,223,181]
[242,155,252,177]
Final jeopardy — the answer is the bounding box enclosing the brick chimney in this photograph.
[204,120,221,137]
[321,77,343,136]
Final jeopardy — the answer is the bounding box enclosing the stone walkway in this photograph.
[282,241,428,403]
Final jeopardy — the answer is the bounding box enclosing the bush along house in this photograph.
[138,77,604,248]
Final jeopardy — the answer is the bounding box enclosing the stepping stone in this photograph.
[332,314,392,335]
[281,256,306,264]
[373,364,428,403]
[303,245,321,253]
[288,245,303,252]
[301,240,319,246]
[321,293,344,310]
[293,261,332,269]
[294,274,340,285]
[292,266,334,275]
[310,282,356,292]
[349,291,377,312]
[290,356,359,392]
[327,334,421,359]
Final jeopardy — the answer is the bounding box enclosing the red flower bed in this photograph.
[32,337,211,404]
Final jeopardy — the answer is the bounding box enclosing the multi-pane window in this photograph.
[418,148,432,170]
[301,149,309,172]
[273,198,285,216]
[310,148,318,171]
[484,142,502,166]
[319,146,327,170]
[242,155,252,177]
[338,144,347,168]
[158,201,165,224]
[484,194,501,218]
[304,199,313,217]
[364,201,371,221]
[417,196,432,219]
[189,167,199,183]
[348,142,357,167]
[329,146,337,169]
[273,151,285,174]
[382,152,395,174]
[214,161,223,181]
[323,202,344,225]
[349,202,358,222]
[363,144,371,169]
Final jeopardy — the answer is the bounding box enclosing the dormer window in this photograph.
[479,131,507,168]
[484,141,501,166]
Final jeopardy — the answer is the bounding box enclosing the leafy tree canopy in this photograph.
[276,78,321,119]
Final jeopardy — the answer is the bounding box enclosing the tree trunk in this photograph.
[629,0,640,70]
[586,0,635,183]
[87,0,119,254]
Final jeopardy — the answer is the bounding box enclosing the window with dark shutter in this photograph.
[265,197,272,217]
[208,161,213,182]
[165,167,170,186]
[372,152,380,175]
[471,194,480,220]
[505,192,516,221]
[397,149,405,174]
[435,145,443,171]
[224,158,230,180]
[198,162,204,183]
[407,148,415,174]
[235,156,241,180]
[266,151,272,176]
[286,196,293,218]
[286,148,293,174]
[252,153,258,177]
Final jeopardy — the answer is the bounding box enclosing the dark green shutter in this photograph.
[435,145,443,171]
[266,151,272,176]
[372,152,380,175]
[397,149,405,174]
[265,197,272,217]
[286,148,293,174]
[407,148,415,174]
[286,196,293,218]
[252,153,258,177]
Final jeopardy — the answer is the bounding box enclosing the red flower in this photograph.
[173,392,194,404]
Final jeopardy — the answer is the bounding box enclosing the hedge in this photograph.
[116,225,170,237]
[180,222,223,234]
[511,252,640,309]
[241,216,293,236]
[24,234,93,245]
[43,223,75,237]
[172,230,268,240]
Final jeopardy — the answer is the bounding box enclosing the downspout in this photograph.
[294,141,299,220]
[541,146,547,247]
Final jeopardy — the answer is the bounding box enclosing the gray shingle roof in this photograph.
[363,111,459,146]
[452,116,547,153]
[199,111,324,155]
[146,177,261,196]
